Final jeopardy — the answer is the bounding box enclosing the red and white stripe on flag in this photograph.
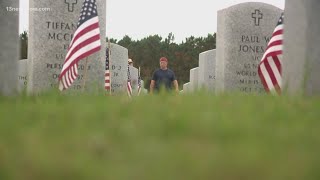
[258,13,284,95]
[105,48,111,91]
[59,0,101,91]
[137,67,142,96]
[127,65,133,97]
[105,70,111,90]
[127,80,133,97]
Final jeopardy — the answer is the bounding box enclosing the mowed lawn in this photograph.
[0,92,320,180]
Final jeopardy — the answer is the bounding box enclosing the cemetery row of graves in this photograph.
[1,0,319,96]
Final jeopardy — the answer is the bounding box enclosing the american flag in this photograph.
[258,13,284,95]
[127,64,133,97]
[59,0,101,91]
[137,67,142,96]
[105,48,111,91]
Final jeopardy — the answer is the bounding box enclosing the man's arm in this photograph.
[173,80,179,92]
[150,80,156,94]
[171,70,179,93]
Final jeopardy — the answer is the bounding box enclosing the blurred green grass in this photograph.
[0,92,320,180]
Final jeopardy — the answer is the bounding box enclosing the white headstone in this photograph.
[109,43,128,94]
[183,82,191,93]
[141,79,144,89]
[283,0,320,95]
[28,0,106,93]
[216,3,283,94]
[190,67,199,92]
[0,0,19,95]
[140,80,148,94]
[198,49,216,91]
[129,66,139,95]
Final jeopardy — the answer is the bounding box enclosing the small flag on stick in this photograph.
[137,67,142,96]
[58,0,102,91]
[258,13,284,95]
[127,64,133,97]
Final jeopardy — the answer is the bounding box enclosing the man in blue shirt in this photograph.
[150,57,179,94]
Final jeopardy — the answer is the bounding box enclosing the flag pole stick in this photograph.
[108,39,112,95]
[138,66,141,96]
[82,57,89,92]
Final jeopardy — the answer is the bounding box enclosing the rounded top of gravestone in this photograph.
[199,49,216,64]
[221,2,283,11]
[217,2,283,40]
[109,43,129,59]
[109,43,128,51]
[199,49,216,56]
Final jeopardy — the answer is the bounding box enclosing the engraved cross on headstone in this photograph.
[65,0,78,12]
[252,9,263,26]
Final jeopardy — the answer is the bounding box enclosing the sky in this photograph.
[19,0,285,43]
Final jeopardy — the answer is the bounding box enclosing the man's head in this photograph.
[159,57,168,70]
[128,59,133,66]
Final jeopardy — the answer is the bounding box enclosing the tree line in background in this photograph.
[19,31,216,89]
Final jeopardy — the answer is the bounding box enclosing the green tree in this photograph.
[19,31,28,60]
[106,37,118,44]
[113,33,216,90]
